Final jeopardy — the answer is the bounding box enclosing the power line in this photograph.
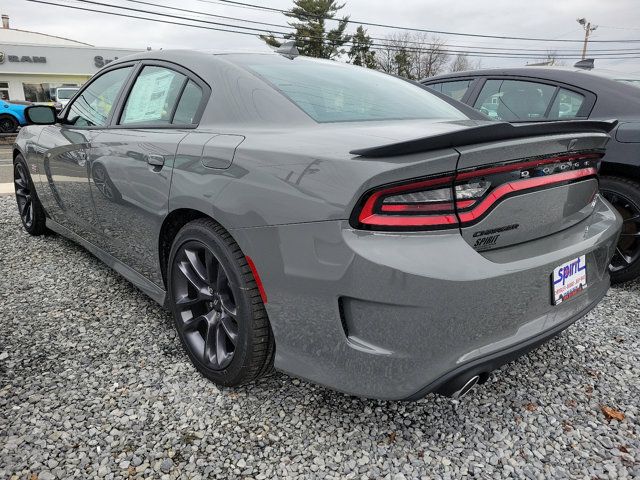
[202,0,640,43]
[118,0,640,54]
[25,0,640,60]
[36,1,640,59]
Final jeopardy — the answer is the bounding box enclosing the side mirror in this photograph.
[25,105,57,125]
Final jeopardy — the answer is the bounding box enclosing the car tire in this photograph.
[167,218,275,386]
[0,114,18,133]
[600,175,640,284]
[13,154,48,235]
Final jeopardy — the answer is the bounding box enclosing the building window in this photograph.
[0,82,9,100]
[23,83,52,103]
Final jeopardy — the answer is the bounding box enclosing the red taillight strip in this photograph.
[358,175,454,225]
[457,168,597,223]
[456,153,601,180]
[245,256,267,304]
[360,212,458,226]
[380,199,475,213]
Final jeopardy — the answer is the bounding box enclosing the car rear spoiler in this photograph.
[350,119,618,158]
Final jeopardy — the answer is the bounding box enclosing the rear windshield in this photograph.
[244,58,467,123]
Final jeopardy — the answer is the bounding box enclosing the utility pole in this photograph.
[577,18,598,59]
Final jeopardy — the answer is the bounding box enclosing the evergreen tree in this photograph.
[394,48,413,79]
[261,0,351,59]
[348,26,376,68]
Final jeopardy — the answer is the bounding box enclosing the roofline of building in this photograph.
[1,27,94,46]
[0,40,144,52]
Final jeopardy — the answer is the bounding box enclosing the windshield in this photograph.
[243,58,467,123]
[57,89,78,100]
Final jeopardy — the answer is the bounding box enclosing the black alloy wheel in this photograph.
[167,218,275,386]
[14,162,34,229]
[13,155,47,235]
[172,240,239,370]
[0,115,17,133]
[600,175,640,284]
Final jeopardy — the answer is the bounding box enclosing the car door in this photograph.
[35,65,135,244]
[467,77,595,122]
[89,61,209,286]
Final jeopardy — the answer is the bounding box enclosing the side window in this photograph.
[120,66,186,125]
[548,88,585,120]
[426,83,443,93]
[473,79,556,122]
[439,80,472,101]
[66,67,133,127]
[172,80,203,125]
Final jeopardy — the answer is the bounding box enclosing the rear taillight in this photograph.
[352,151,602,231]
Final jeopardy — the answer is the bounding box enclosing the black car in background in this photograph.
[423,68,640,283]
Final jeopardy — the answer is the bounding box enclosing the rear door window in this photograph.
[428,80,472,101]
[120,66,186,125]
[547,88,585,119]
[473,79,556,121]
[172,80,203,125]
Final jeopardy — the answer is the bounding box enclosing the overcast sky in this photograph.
[6,0,640,74]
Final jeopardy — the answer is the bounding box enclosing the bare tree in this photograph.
[450,53,482,72]
[374,33,449,80]
[527,50,566,67]
[411,34,449,79]
[374,32,413,76]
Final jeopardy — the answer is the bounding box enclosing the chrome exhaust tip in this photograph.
[450,375,480,399]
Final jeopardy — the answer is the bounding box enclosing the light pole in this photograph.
[577,18,598,60]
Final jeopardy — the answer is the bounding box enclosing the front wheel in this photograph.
[14,155,47,235]
[600,175,640,284]
[167,218,275,386]
[0,115,18,133]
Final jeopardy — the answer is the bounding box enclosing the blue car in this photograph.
[0,100,28,133]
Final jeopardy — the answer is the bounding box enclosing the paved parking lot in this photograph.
[0,194,638,479]
[0,146,14,194]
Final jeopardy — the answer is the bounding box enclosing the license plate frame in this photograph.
[552,255,587,305]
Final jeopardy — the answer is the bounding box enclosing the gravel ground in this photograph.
[1,194,639,480]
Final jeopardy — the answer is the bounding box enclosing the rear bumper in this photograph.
[403,286,606,400]
[234,195,622,400]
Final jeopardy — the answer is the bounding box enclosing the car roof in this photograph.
[422,66,640,88]
[422,66,640,119]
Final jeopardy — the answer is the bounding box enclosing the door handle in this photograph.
[146,154,165,168]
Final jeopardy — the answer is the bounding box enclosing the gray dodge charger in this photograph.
[13,50,622,400]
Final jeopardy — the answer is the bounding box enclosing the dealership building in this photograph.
[0,14,143,102]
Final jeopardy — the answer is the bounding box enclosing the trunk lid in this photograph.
[351,120,615,251]
[454,131,606,251]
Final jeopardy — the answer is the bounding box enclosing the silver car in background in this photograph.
[13,50,621,400]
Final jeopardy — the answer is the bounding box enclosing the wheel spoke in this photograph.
[14,177,27,189]
[623,214,640,224]
[15,187,29,198]
[185,248,207,282]
[219,293,237,317]
[178,259,210,297]
[215,323,231,367]
[204,314,221,368]
[616,247,632,265]
[215,265,227,292]
[22,198,32,224]
[620,231,640,238]
[175,294,201,309]
[204,249,218,284]
[220,314,238,344]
